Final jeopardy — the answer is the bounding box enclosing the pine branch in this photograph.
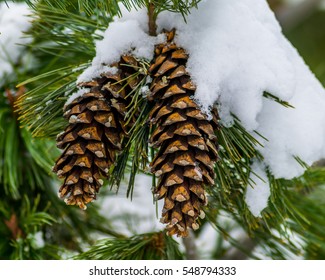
[17,65,86,138]
[74,231,184,260]
[25,0,203,21]
[17,2,108,138]
[150,0,202,18]
[24,0,124,19]
[108,59,152,197]
[263,91,294,108]
[206,167,325,259]
[148,2,157,36]
[182,230,198,259]
[10,0,324,261]
[213,115,263,196]
[0,195,58,260]
[0,88,55,198]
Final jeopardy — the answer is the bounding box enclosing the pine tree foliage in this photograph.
[205,167,325,259]
[24,0,201,18]
[0,3,137,258]
[1,0,323,259]
[74,231,184,260]
[0,88,58,258]
[0,64,126,259]
[17,1,107,138]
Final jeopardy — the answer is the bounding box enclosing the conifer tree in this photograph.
[0,0,324,260]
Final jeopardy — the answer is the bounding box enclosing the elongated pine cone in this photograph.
[53,55,143,209]
[148,29,219,237]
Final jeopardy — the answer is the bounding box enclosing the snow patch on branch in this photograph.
[245,163,271,216]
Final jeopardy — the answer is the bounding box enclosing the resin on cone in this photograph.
[148,29,219,237]
[53,55,143,209]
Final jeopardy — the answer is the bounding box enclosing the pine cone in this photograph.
[148,29,219,237]
[53,55,142,209]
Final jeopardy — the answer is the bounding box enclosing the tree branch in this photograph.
[182,230,198,259]
[148,2,157,36]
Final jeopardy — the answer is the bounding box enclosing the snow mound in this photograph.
[76,0,325,181]
[0,2,31,86]
[77,8,165,83]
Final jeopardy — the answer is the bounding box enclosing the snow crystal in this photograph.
[76,0,325,180]
[0,2,31,86]
[245,163,271,216]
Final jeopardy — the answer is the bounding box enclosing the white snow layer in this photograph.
[77,0,325,183]
[245,163,271,216]
[99,174,164,236]
[77,9,165,83]
[0,2,31,86]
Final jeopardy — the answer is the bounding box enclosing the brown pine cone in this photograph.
[148,29,219,237]
[53,55,143,209]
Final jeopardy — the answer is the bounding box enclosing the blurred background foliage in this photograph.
[0,0,324,260]
[270,0,325,85]
[285,10,325,85]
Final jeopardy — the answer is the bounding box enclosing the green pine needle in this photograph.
[74,231,184,260]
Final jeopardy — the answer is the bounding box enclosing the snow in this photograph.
[76,9,165,83]
[158,0,325,180]
[72,0,325,220]
[77,65,118,85]
[65,87,91,107]
[0,2,31,87]
[245,163,271,216]
[99,174,164,236]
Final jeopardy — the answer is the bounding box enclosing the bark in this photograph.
[148,2,157,36]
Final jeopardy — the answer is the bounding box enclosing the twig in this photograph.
[5,86,26,118]
[148,2,157,36]
[4,213,24,239]
[182,230,198,260]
